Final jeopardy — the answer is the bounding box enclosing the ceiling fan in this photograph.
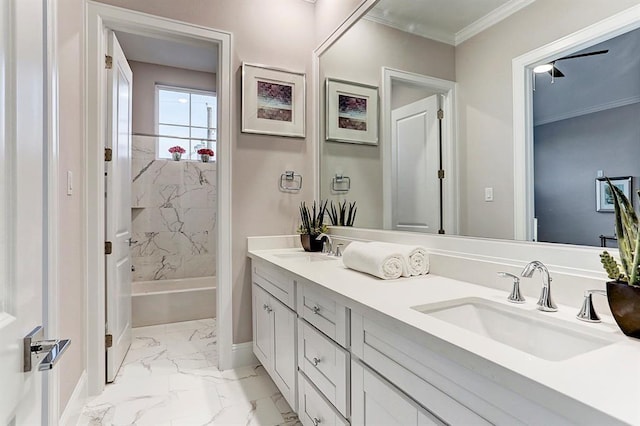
[534,49,609,78]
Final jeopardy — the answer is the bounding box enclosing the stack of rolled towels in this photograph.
[342,241,429,280]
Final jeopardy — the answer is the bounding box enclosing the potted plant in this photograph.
[168,145,185,161]
[328,200,357,226]
[297,200,328,252]
[600,178,640,337]
[197,148,214,163]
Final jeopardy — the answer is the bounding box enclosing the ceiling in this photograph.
[114,31,218,73]
[533,27,640,126]
[365,0,534,46]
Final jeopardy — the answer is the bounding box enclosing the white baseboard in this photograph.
[58,370,87,426]
[230,342,258,368]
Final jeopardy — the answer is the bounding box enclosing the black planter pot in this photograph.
[300,234,323,252]
[606,281,640,338]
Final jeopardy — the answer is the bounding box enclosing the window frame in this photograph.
[155,84,217,161]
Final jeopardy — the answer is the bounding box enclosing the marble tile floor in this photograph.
[78,318,300,426]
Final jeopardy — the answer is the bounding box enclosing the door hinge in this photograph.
[105,55,113,69]
[105,147,112,162]
[105,241,112,255]
[105,334,113,348]
[438,169,445,179]
[437,109,444,120]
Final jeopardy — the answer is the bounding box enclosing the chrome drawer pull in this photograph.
[313,417,321,426]
[312,357,321,366]
[312,305,321,314]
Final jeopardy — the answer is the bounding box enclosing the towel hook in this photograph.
[279,170,302,192]
[331,174,351,193]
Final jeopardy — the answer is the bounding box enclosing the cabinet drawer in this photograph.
[253,262,295,309]
[297,280,348,347]
[352,313,493,425]
[298,319,349,417]
[298,371,349,426]
[352,358,444,426]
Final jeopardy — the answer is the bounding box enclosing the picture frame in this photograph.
[326,78,378,145]
[596,176,632,212]
[241,62,306,138]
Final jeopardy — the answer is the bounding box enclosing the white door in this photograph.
[391,95,441,233]
[0,0,48,423]
[105,31,133,383]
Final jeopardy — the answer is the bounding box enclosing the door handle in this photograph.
[127,238,138,247]
[24,326,71,372]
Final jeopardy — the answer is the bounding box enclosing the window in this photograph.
[156,86,217,160]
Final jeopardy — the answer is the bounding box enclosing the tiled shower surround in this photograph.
[131,135,216,281]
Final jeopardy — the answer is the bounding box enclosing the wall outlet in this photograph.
[484,187,494,202]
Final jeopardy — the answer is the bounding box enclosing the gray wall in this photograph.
[534,102,640,246]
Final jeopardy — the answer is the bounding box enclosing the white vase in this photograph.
[200,154,210,163]
[172,152,182,161]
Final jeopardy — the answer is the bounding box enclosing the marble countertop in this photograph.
[248,246,640,425]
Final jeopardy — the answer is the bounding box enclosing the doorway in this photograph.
[85,2,232,396]
[381,67,458,235]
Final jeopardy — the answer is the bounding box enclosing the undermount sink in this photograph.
[411,298,614,361]
[273,252,339,262]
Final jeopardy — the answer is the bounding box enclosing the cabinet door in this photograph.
[252,283,273,367]
[352,359,444,426]
[272,296,298,410]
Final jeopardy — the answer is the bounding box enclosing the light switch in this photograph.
[484,187,494,202]
[67,171,73,196]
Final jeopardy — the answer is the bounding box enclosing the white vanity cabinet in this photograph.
[251,264,297,410]
[351,359,444,426]
[296,278,351,424]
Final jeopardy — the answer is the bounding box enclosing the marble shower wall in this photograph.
[131,135,216,281]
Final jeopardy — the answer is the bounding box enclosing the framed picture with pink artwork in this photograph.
[326,78,378,145]
[241,62,306,138]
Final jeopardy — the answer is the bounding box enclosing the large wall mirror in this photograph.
[317,0,640,248]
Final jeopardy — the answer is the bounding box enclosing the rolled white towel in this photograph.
[369,242,429,276]
[342,241,405,280]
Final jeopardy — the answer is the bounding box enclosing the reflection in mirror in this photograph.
[318,0,640,247]
[532,28,640,247]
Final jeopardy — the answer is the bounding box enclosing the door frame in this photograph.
[45,0,61,420]
[512,4,640,241]
[381,68,458,234]
[85,2,233,395]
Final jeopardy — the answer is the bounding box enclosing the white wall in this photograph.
[455,0,640,239]
[56,0,87,413]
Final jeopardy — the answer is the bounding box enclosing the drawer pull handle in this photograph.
[263,304,272,313]
[312,305,321,315]
[312,357,321,366]
[313,417,321,426]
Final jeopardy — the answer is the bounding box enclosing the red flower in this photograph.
[197,148,215,156]
[168,146,186,154]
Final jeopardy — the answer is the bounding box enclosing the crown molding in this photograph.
[455,0,536,45]
[364,14,455,45]
[534,95,640,126]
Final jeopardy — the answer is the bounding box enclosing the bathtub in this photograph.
[132,276,216,327]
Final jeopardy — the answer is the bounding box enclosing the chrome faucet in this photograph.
[315,233,333,255]
[521,260,557,312]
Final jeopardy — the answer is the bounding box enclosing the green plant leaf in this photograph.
[606,179,639,285]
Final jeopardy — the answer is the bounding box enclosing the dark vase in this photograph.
[606,281,640,338]
[300,234,323,252]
